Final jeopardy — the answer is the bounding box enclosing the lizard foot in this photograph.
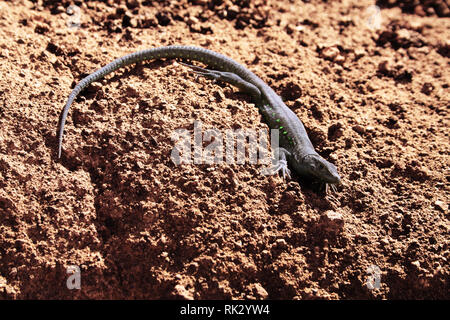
[260,160,291,179]
[260,147,291,180]
[325,183,341,206]
[325,183,338,194]
[180,61,222,81]
[180,62,262,101]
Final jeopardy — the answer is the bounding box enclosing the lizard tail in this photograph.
[56,46,257,158]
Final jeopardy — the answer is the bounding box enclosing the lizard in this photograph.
[57,45,341,190]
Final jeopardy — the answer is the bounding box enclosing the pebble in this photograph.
[415,5,426,17]
[174,284,194,300]
[126,0,140,9]
[89,82,103,92]
[328,122,344,140]
[227,5,240,16]
[325,210,343,222]
[320,210,344,233]
[396,29,411,41]
[352,125,365,134]
[321,46,345,63]
[421,82,434,95]
[334,55,345,63]
[380,238,390,246]
[342,139,352,150]
[186,16,199,26]
[354,48,366,58]
[275,238,287,249]
[378,60,390,74]
[321,46,340,60]
[253,283,269,299]
[434,200,447,212]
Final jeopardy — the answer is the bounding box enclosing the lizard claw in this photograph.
[277,159,291,179]
[260,148,291,180]
[180,62,221,81]
[325,183,338,194]
[260,159,291,179]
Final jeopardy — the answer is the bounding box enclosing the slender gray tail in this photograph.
[56,45,258,158]
[57,50,147,158]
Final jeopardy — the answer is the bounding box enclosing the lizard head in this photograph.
[300,154,341,184]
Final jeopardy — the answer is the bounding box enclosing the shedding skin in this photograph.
[57,45,341,188]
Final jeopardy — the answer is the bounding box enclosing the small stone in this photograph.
[122,11,134,27]
[126,84,139,97]
[126,0,140,9]
[174,284,194,300]
[354,48,366,58]
[414,5,426,17]
[328,122,344,140]
[156,12,171,26]
[426,7,435,16]
[187,262,199,273]
[334,54,345,63]
[352,125,365,134]
[129,17,138,28]
[228,5,240,16]
[280,82,302,101]
[434,200,447,212]
[320,210,344,233]
[261,250,271,260]
[367,82,379,92]
[396,29,411,41]
[378,60,391,74]
[325,210,343,222]
[380,238,390,246]
[55,5,65,13]
[435,0,450,16]
[253,283,269,299]
[321,46,340,60]
[90,82,103,91]
[141,15,158,27]
[345,138,353,148]
[319,45,345,63]
[285,24,295,35]
[421,82,434,95]
[411,261,420,269]
[34,23,49,35]
[417,46,430,54]
[190,0,208,4]
[275,238,287,249]
[186,16,199,26]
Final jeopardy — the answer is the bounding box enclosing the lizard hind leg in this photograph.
[179,61,222,81]
[180,62,262,102]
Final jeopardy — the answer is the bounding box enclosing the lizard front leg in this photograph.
[260,147,291,179]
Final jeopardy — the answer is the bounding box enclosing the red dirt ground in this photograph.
[0,0,448,299]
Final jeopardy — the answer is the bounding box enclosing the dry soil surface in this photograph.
[0,0,449,299]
